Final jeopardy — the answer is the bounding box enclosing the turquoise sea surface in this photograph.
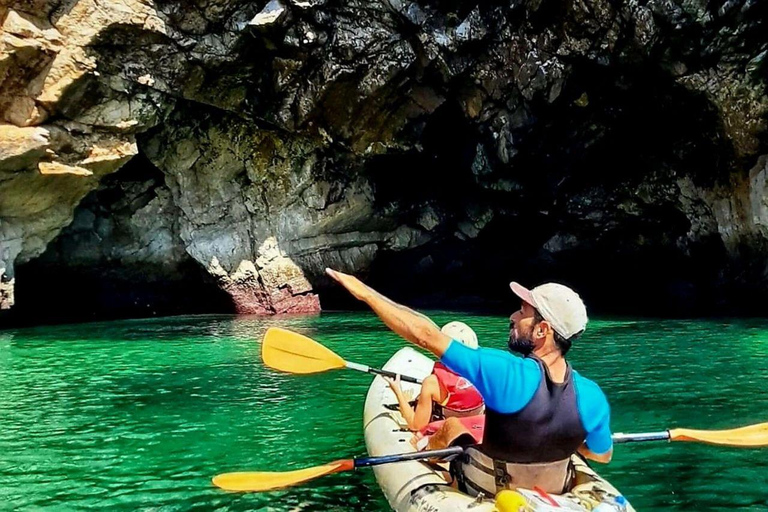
[1,312,767,510]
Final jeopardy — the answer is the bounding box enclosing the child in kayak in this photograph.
[384,321,485,432]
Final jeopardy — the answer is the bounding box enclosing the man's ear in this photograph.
[535,320,552,339]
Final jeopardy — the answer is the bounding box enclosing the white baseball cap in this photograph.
[510,282,588,339]
[441,321,478,349]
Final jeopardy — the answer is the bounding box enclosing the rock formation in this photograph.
[1,0,766,321]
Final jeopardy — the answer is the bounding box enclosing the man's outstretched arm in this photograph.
[326,268,452,357]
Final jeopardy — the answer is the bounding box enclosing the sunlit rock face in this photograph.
[1,0,767,322]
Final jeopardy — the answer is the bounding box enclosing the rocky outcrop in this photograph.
[0,4,153,311]
[1,0,767,321]
[139,108,397,314]
[0,122,137,311]
[0,267,12,310]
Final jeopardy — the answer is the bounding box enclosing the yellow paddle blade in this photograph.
[212,459,353,492]
[670,422,768,447]
[261,327,346,375]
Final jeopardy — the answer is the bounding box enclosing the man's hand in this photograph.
[326,268,371,301]
[324,267,451,357]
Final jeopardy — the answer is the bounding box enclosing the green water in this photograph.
[1,312,767,511]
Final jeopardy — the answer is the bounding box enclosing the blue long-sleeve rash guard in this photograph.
[441,341,613,455]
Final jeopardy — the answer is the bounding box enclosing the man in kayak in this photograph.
[384,321,485,431]
[326,268,612,496]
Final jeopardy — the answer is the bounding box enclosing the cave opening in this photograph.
[357,62,740,317]
[12,153,234,326]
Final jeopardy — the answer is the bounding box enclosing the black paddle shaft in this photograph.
[368,367,422,384]
[354,446,464,468]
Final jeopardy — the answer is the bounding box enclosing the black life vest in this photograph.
[458,356,587,495]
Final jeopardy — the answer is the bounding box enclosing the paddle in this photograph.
[261,327,423,384]
[213,422,768,492]
[613,422,768,446]
[212,446,464,492]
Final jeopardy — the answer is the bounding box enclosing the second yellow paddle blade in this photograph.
[213,460,352,492]
[671,422,768,447]
[262,327,346,374]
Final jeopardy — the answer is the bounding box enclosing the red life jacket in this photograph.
[431,362,484,419]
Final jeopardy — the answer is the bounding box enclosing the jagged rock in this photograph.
[678,155,768,253]
[1,0,767,320]
[0,10,63,126]
[416,206,442,232]
[678,69,768,159]
[0,123,138,293]
[0,267,13,310]
[38,161,92,176]
[249,0,287,27]
[138,108,416,313]
[0,124,50,170]
[543,233,580,254]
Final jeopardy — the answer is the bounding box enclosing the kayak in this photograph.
[363,347,636,512]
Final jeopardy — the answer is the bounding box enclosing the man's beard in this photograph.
[508,325,535,356]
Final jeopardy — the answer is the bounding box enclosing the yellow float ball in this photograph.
[495,490,530,512]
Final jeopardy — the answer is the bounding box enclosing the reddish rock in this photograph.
[225,285,274,315]
[209,254,321,316]
[226,285,320,315]
[273,292,321,315]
